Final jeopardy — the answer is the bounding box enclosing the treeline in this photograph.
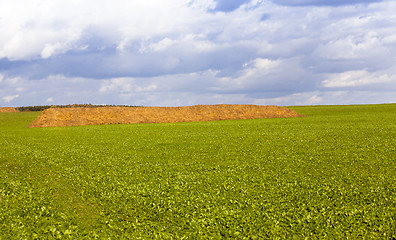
[16,104,140,112]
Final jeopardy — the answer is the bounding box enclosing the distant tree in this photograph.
[16,104,141,112]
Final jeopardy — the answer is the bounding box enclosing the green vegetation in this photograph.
[1,104,395,239]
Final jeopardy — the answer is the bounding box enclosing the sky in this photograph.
[1,0,396,107]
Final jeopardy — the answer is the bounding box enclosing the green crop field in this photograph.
[1,104,395,239]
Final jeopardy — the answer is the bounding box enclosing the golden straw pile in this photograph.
[0,107,18,113]
[28,104,304,128]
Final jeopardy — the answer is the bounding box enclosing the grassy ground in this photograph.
[0,104,395,239]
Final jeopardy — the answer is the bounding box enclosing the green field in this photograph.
[1,104,395,239]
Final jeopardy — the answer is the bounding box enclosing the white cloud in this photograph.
[0,0,212,60]
[314,31,389,60]
[6,76,23,85]
[99,78,158,94]
[322,70,394,88]
[253,90,395,106]
[253,92,324,106]
[41,42,68,59]
[232,58,282,89]
[2,94,19,103]
[0,0,396,107]
[147,38,175,52]
[0,1,83,60]
[0,0,269,61]
[272,0,384,7]
[0,71,394,107]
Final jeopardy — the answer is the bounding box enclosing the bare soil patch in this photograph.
[28,104,304,128]
[0,107,18,113]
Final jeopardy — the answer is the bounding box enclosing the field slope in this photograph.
[0,104,395,239]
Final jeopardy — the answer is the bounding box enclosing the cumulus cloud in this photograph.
[314,32,386,60]
[0,0,396,107]
[207,57,315,97]
[2,94,19,103]
[322,70,395,89]
[0,0,210,60]
[272,0,384,7]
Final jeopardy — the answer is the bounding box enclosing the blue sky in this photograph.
[1,0,395,107]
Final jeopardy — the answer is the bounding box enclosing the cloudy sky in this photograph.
[1,0,395,107]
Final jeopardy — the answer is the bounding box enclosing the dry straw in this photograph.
[0,107,18,113]
[28,104,304,128]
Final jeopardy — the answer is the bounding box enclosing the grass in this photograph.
[0,104,395,239]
